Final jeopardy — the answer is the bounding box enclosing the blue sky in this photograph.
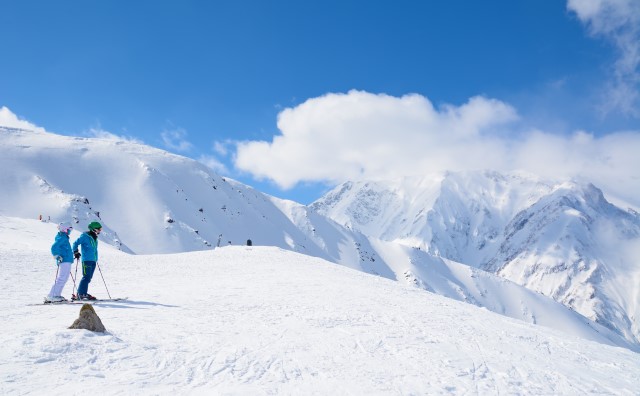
[2,0,640,204]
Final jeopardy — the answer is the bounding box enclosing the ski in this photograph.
[71,297,128,303]
[29,297,128,306]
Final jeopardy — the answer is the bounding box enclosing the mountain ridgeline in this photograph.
[311,172,640,348]
[1,126,638,350]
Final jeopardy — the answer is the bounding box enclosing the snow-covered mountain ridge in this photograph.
[312,171,640,348]
[1,126,638,351]
[0,126,326,256]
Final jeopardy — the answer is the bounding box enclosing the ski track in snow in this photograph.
[1,220,639,395]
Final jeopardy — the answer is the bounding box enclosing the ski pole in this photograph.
[72,258,80,298]
[96,262,112,299]
[53,263,59,284]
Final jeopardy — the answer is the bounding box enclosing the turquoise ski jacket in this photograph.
[72,232,99,262]
[51,232,74,263]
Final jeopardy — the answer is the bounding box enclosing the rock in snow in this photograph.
[68,304,106,332]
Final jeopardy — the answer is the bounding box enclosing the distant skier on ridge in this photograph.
[45,222,74,303]
[72,221,102,300]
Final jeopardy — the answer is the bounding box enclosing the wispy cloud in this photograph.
[198,155,228,174]
[567,0,640,117]
[0,107,46,133]
[86,127,143,144]
[234,90,640,207]
[161,127,193,152]
[213,140,233,156]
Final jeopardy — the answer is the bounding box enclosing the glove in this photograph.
[74,251,81,260]
[55,255,63,263]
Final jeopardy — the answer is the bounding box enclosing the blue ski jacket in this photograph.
[72,232,99,262]
[51,232,74,263]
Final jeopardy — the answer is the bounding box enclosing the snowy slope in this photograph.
[487,182,640,346]
[0,125,404,293]
[269,200,635,350]
[0,126,328,256]
[1,218,638,395]
[312,171,640,347]
[369,239,637,352]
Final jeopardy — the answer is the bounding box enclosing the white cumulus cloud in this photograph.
[234,90,640,208]
[235,91,518,189]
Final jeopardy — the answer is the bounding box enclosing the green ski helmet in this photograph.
[88,221,102,231]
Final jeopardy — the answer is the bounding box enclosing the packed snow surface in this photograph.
[1,218,638,395]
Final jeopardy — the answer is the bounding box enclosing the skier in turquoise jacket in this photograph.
[45,222,74,302]
[72,221,102,300]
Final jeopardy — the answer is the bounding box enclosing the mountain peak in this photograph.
[312,170,640,347]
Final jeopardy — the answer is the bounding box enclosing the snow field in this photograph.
[0,219,639,394]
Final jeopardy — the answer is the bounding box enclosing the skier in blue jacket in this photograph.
[72,221,102,300]
[46,222,74,302]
